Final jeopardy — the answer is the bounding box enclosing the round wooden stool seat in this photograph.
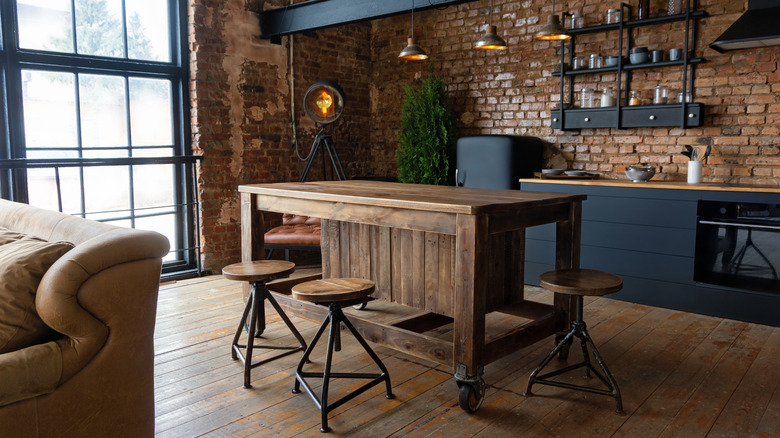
[292,278,375,304]
[539,269,622,297]
[222,260,295,283]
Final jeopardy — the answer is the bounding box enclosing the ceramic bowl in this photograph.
[630,52,649,64]
[605,56,620,67]
[542,169,564,175]
[629,47,648,53]
[625,165,656,182]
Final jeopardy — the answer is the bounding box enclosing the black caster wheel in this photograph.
[352,302,367,310]
[555,333,572,360]
[457,379,485,413]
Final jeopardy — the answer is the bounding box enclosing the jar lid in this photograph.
[607,8,619,13]
[589,53,601,58]
[582,88,594,92]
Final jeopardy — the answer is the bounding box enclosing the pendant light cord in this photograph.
[489,0,493,27]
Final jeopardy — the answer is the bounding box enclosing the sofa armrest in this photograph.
[35,228,169,384]
[0,342,62,406]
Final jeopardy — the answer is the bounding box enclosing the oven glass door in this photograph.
[695,219,780,293]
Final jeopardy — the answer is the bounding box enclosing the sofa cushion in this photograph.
[0,236,74,354]
[0,227,26,246]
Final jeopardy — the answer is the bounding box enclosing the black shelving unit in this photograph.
[551,1,708,130]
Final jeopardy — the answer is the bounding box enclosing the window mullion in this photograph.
[73,73,86,217]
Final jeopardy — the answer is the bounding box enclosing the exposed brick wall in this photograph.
[370,0,779,184]
[190,0,370,271]
[191,0,778,271]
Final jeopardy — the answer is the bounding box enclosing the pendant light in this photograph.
[399,0,428,60]
[475,0,508,50]
[536,0,571,41]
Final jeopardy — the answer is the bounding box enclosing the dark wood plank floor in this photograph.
[154,273,780,437]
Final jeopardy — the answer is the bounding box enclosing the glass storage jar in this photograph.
[606,9,621,24]
[600,88,614,107]
[581,88,595,108]
[668,0,683,15]
[629,91,642,106]
[572,56,586,70]
[589,54,603,69]
[654,85,668,104]
[571,14,584,29]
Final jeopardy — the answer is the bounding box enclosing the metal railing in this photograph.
[0,155,204,278]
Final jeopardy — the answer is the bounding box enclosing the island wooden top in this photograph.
[518,178,780,193]
[239,180,586,215]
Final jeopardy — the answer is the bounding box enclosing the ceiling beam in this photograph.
[259,0,478,42]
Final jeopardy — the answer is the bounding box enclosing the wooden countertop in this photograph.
[518,178,780,193]
[240,180,587,215]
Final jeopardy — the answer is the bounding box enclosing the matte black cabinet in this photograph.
[519,182,780,327]
[551,6,707,130]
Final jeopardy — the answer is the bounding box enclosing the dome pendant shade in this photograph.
[475,25,508,50]
[399,37,429,60]
[536,13,570,40]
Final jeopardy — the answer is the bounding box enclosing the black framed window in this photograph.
[0,0,198,277]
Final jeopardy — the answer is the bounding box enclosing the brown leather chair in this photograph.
[264,214,321,260]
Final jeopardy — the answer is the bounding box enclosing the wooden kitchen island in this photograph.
[238,180,586,412]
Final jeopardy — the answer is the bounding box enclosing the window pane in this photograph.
[26,150,82,215]
[129,78,172,146]
[17,0,74,53]
[22,70,78,149]
[136,214,175,261]
[82,149,130,219]
[133,147,174,210]
[75,0,123,57]
[79,74,128,147]
[126,0,170,62]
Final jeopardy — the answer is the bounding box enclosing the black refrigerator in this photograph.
[455,135,544,190]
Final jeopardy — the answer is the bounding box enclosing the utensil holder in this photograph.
[687,161,702,184]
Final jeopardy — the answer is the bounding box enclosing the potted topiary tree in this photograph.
[396,75,457,185]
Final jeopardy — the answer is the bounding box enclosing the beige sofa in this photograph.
[0,199,169,437]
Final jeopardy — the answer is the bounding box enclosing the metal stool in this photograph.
[222,260,307,389]
[524,269,624,414]
[290,278,394,433]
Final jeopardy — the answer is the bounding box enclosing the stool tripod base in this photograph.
[231,281,307,389]
[292,302,393,433]
[525,319,624,415]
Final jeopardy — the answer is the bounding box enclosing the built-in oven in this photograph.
[694,200,780,293]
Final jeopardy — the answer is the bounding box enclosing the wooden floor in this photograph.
[154,272,780,437]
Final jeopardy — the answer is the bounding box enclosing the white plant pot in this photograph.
[687,160,702,184]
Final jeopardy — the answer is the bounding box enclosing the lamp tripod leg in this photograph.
[298,135,323,183]
[323,136,347,181]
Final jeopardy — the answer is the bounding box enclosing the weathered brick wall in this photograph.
[191,0,778,271]
[190,0,370,270]
[371,0,780,184]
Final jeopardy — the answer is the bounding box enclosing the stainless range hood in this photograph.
[710,0,780,52]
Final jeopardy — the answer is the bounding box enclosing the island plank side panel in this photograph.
[370,225,392,301]
[412,230,426,309]
[424,232,440,315]
[323,219,522,319]
[438,235,455,317]
[506,228,526,306]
